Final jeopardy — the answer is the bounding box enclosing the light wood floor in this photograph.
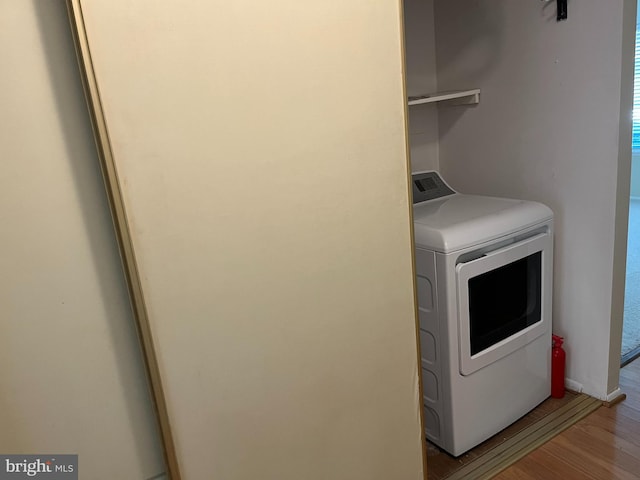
[494,359,640,479]
[426,390,581,479]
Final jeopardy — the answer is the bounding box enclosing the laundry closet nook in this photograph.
[402,0,634,469]
[403,0,633,404]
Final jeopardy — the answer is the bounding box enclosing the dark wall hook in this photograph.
[557,0,568,21]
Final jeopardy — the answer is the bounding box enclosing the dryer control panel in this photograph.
[412,171,456,204]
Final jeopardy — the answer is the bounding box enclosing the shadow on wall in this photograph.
[434,0,562,88]
[433,0,565,141]
[433,0,504,89]
[432,0,504,141]
[31,0,165,474]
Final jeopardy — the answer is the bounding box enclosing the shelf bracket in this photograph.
[440,91,480,106]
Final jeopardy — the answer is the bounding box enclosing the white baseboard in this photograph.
[565,378,583,393]
[606,388,624,403]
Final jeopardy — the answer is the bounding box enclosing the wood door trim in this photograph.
[65,2,180,478]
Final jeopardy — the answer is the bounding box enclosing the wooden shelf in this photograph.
[408,89,480,106]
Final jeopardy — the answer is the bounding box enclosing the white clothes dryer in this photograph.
[412,171,553,457]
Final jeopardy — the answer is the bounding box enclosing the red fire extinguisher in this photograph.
[551,334,566,398]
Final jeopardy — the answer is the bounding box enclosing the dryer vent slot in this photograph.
[457,251,487,264]
[456,226,550,266]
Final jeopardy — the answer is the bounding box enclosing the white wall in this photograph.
[607,0,635,396]
[75,0,425,479]
[433,0,635,399]
[0,2,164,478]
[404,0,440,172]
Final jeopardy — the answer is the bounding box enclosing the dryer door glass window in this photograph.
[456,232,550,376]
[468,252,542,355]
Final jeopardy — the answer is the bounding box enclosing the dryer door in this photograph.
[456,232,552,376]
